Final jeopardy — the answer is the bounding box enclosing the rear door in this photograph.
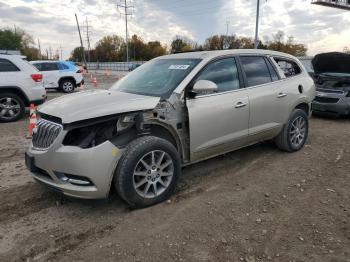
[239,55,284,141]
[0,58,22,88]
[187,57,250,161]
[40,62,60,88]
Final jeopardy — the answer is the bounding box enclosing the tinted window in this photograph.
[41,62,59,71]
[196,58,240,93]
[240,56,272,87]
[0,59,20,72]
[273,57,302,77]
[32,63,41,71]
[266,59,279,81]
[58,62,69,70]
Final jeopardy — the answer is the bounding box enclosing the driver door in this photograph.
[186,57,250,162]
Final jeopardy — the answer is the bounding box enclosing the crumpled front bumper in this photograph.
[26,131,123,199]
[312,90,350,116]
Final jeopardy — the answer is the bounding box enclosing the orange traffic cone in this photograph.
[92,77,97,87]
[27,104,37,138]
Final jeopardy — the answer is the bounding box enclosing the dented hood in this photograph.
[312,52,350,75]
[38,90,160,124]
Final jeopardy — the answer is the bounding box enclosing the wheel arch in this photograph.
[59,76,76,87]
[147,122,184,160]
[0,86,30,106]
[295,102,310,116]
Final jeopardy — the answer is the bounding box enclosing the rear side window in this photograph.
[0,59,20,72]
[196,57,240,93]
[240,56,272,87]
[32,63,42,71]
[273,57,302,77]
[58,62,69,70]
[41,63,59,71]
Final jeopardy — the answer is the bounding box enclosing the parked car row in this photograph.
[0,54,84,122]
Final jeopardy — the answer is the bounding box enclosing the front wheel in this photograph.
[114,136,181,208]
[59,79,75,93]
[275,109,309,152]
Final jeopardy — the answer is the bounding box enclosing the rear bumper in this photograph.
[312,98,350,115]
[77,79,84,87]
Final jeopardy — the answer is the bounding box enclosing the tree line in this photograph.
[1,27,311,62]
[71,30,308,62]
[0,28,49,60]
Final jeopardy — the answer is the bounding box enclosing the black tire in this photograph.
[114,136,181,208]
[275,109,309,152]
[59,79,75,93]
[0,93,25,122]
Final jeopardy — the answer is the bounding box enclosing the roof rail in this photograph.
[0,50,21,55]
[172,49,205,54]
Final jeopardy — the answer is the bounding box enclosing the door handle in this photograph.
[277,93,287,98]
[235,101,247,108]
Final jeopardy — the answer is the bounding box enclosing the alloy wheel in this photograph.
[0,97,21,121]
[133,150,174,199]
[62,81,74,92]
[289,116,306,147]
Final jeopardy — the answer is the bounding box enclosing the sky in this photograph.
[0,0,349,59]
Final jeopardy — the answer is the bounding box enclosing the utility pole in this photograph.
[85,17,91,63]
[59,45,63,60]
[75,13,87,70]
[37,39,42,60]
[254,0,261,49]
[118,0,134,62]
[226,20,230,36]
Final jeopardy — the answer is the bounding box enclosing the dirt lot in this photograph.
[0,75,349,262]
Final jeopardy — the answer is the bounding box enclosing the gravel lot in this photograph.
[0,74,349,262]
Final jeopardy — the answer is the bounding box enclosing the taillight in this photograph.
[31,74,42,82]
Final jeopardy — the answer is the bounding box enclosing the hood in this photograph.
[312,52,350,75]
[38,90,160,124]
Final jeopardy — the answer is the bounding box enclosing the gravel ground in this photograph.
[0,74,349,262]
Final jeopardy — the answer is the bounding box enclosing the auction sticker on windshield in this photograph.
[169,65,190,70]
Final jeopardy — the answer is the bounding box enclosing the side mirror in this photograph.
[193,80,218,93]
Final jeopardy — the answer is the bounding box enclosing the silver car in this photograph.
[25,50,315,208]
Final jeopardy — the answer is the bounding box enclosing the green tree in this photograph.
[0,27,42,60]
[0,29,22,50]
[95,35,125,61]
[170,36,195,53]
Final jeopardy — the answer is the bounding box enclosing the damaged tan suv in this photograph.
[26,50,315,208]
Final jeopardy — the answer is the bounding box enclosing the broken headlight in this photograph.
[63,114,137,149]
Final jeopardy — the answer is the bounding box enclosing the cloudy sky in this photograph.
[0,0,349,59]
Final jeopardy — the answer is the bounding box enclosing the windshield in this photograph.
[111,58,201,97]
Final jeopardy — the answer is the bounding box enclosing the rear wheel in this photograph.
[60,79,75,93]
[0,93,25,122]
[275,109,309,152]
[114,136,181,208]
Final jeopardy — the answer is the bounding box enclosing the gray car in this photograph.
[312,52,350,116]
[25,50,315,208]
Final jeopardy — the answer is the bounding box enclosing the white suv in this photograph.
[0,54,46,122]
[30,61,84,93]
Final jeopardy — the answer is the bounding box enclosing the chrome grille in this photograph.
[32,119,62,149]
